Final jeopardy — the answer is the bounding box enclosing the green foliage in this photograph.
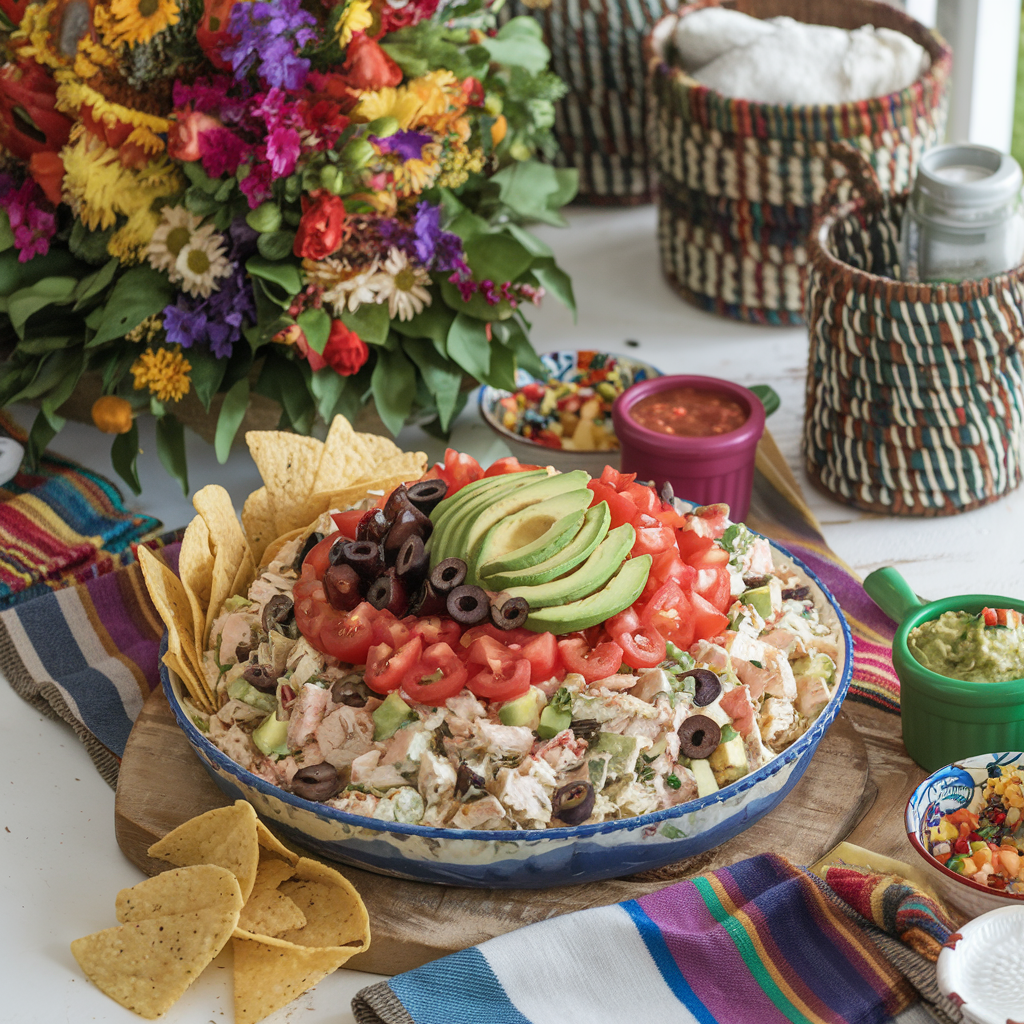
[111,420,142,494]
[215,378,250,464]
[156,414,189,495]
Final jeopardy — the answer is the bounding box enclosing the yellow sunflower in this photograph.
[336,0,374,47]
[105,0,181,48]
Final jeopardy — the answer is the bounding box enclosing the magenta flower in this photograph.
[266,125,302,178]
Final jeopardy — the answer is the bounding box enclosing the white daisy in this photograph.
[174,226,232,298]
[147,206,203,282]
[322,258,385,314]
[372,247,432,322]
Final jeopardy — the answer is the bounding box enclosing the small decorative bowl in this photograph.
[905,751,1024,919]
[478,350,662,477]
[162,539,852,888]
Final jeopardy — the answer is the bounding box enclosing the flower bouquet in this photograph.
[0,0,576,493]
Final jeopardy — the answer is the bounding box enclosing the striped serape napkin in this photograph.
[353,854,961,1024]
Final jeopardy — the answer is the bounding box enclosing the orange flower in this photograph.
[91,396,134,435]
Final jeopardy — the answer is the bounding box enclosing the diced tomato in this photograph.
[693,565,732,613]
[641,579,696,650]
[687,543,730,569]
[517,631,560,684]
[459,623,535,649]
[690,591,729,641]
[465,638,532,700]
[946,808,980,829]
[675,529,715,564]
[983,607,998,626]
[587,481,639,530]
[612,624,666,670]
[303,530,343,578]
[483,456,542,476]
[649,549,697,589]
[599,466,637,491]
[621,481,658,514]
[631,514,676,556]
[437,448,484,495]
[294,563,331,641]
[582,623,610,649]
[365,636,424,694]
[557,637,624,683]
[408,615,462,648]
[606,607,639,636]
[654,502,689,529]
[465,635,518,670]
[319,602,377,664]
[330,509,365,539]
[371,612,415,650]
[402,642,467,704]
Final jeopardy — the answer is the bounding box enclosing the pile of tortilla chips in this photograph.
[71,801,371,1022]
[138,415,426,713]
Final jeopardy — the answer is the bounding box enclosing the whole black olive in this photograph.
[262,594,294,634]
[446,585,490,625]
[681,669,722,707]
[323,563,363,611]
[339,540,383,580]
[356,508,389,545]
[678,715,721,759]
[328,536,347,566]
[383,506,433,562]
[552,781,595,826]
[408,581,447,617]
[430,557,467,594]
[366,569,409,616]
[406,478,448,515]
[395,534,429,586]
[294,531,324,569]
[491,595,529,630]
[291,762,340,802]
[455,761,486,798]
[782,586,811,601]
[243,664,278,693]
[234,642,253,664]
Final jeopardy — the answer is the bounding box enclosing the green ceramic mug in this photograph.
[863,566,1024,772]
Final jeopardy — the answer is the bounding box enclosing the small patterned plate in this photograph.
[936,906,1024,1024]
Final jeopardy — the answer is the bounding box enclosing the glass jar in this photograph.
[899,143,1024,283]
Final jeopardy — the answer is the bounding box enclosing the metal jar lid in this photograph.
[912,143,1024,228]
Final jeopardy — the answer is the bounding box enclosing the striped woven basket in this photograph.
[644,0,952,325]
[503,0,673,205]
[803,150,1024,517]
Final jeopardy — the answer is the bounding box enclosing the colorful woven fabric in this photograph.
[352,853,932,1024]
[0,412,161,608]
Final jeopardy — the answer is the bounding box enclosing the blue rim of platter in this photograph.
[162,534,853,845]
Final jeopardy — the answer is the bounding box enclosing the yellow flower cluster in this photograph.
[355,71,467,133]
[436,145,486,190]
[125,314,164,344]
[336,0,373,47]
[131,346,192,403]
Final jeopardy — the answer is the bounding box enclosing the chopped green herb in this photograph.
[666,774,681,790]
[720,724,739,743]
[749,659,763,669]
[549,686,572,714]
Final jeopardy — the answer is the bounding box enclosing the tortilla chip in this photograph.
[177,515,214,653]
[242,486,277,565]
[245,431,324,535]
[357,451,427,485]
[232,933,355,1024]
[277,858,371,950]
[193,485,251,642]
[255,819,299,865]
[162,650,214,714]
[237,858,306,937]
[230,547,257,602]
[311,415,357,494]
[147,801,261,902]
[72,866,242,1020]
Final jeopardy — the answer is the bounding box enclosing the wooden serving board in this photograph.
[115,686,871,976]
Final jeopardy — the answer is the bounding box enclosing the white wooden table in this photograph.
[3,206,1021,1024]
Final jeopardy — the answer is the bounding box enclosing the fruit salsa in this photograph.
[925,765,1024,892]
[494,352,629,451]
[193,448,842,831]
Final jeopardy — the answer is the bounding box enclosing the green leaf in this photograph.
[401,336,463,431]
[503,317,547,379]
[490,161,570,227]
[12,334,73,355]
[155,415,189,495]
[6,347,79,404]
[0,211,12,252]
[101,346,137,393]
[297,307,331,354]
[486,339,518,392]
[463,232,534,284]
[549,168,580,211]
[72,258,118,310]
[447,210,490,242]
[256,231,297,261]
[88,265,174,347]
[479,17,551,75]
[505,223,553,258]
[445,313,490,381]
[388,296,454,356]
[215,377,249,463]
[530,256,576,319]
[25,409,59,469]
[341,301,390,345]
[188,346,227,412]
[246,255,303,297]
[69,221,116,265]
[41,348,85,420]
[7,276,79,335]
[371,344,417,435]
[258,352,315,434]
[0,246,83,297]
[309,365,347,423]
[439,278,512,322]
[111,420,142,494]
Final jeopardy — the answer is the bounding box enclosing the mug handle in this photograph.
[863,566,928,625]
[749,385,780,417]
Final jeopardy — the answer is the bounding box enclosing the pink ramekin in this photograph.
[612,375,769,521]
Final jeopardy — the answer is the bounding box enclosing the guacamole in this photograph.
[908,610,1024,683]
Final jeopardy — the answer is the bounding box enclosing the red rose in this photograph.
[342,32,403,91]
[322,321,369,377]
[293,191,347,260]
[167,107,223,162]
[461,77,485,107]
[196,0,240,70]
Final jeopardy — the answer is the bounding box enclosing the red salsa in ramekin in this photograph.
[627,385,749,438]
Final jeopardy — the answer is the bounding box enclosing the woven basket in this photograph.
[645,0,952,325]
[503,0,673,205]
[803,150,1024,517]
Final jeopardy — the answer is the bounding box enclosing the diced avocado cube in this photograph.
[587,754,610,791]
[372,691,416,742]
[227,678,277,714]
[591,732,643,777]
[499,687,547,730]
[537,703,572,739]
[791,653,836,684]
[253,713,290,757]
[709,734,749,786]
[740,585,773,620]
[690,758,719,797]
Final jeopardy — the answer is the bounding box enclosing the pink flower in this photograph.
[239,159,273,208]
[293,328,327,372]
[198,127,250,177]
[266,124,301,177]
[167,107,223,162]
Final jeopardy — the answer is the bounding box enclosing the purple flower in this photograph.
[373,130,432,162]
[163,303,209,348]
[223,0,317,90]
[412,202,466,272]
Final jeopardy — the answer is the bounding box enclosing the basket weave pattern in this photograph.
[646,0,952,324]
[803,174,1024,517]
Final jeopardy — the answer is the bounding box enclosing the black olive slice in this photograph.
[243,664,278,693]
[681,669,722,707]
[491,595,529,630]
[678,715,721,759]
[395,534,429,585]
[406,478,448,515]
[383,485,414,524]
[430,557,467,594]
[323,563,363,611]
[291,762,340,802]
[455,761,486,798]
[383,506,433,562]
[262,594,294,634]
[356,508,389,544]
[782,586,811,601]
[234,642,253,664]
[446,585,490,625]
[366,569,409,616]
[295,531,324,569]
[552,781,596,826]
[331,678,368,706]
[338,540,383,580]
[742,574,771,589]
[409,581,447,617]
